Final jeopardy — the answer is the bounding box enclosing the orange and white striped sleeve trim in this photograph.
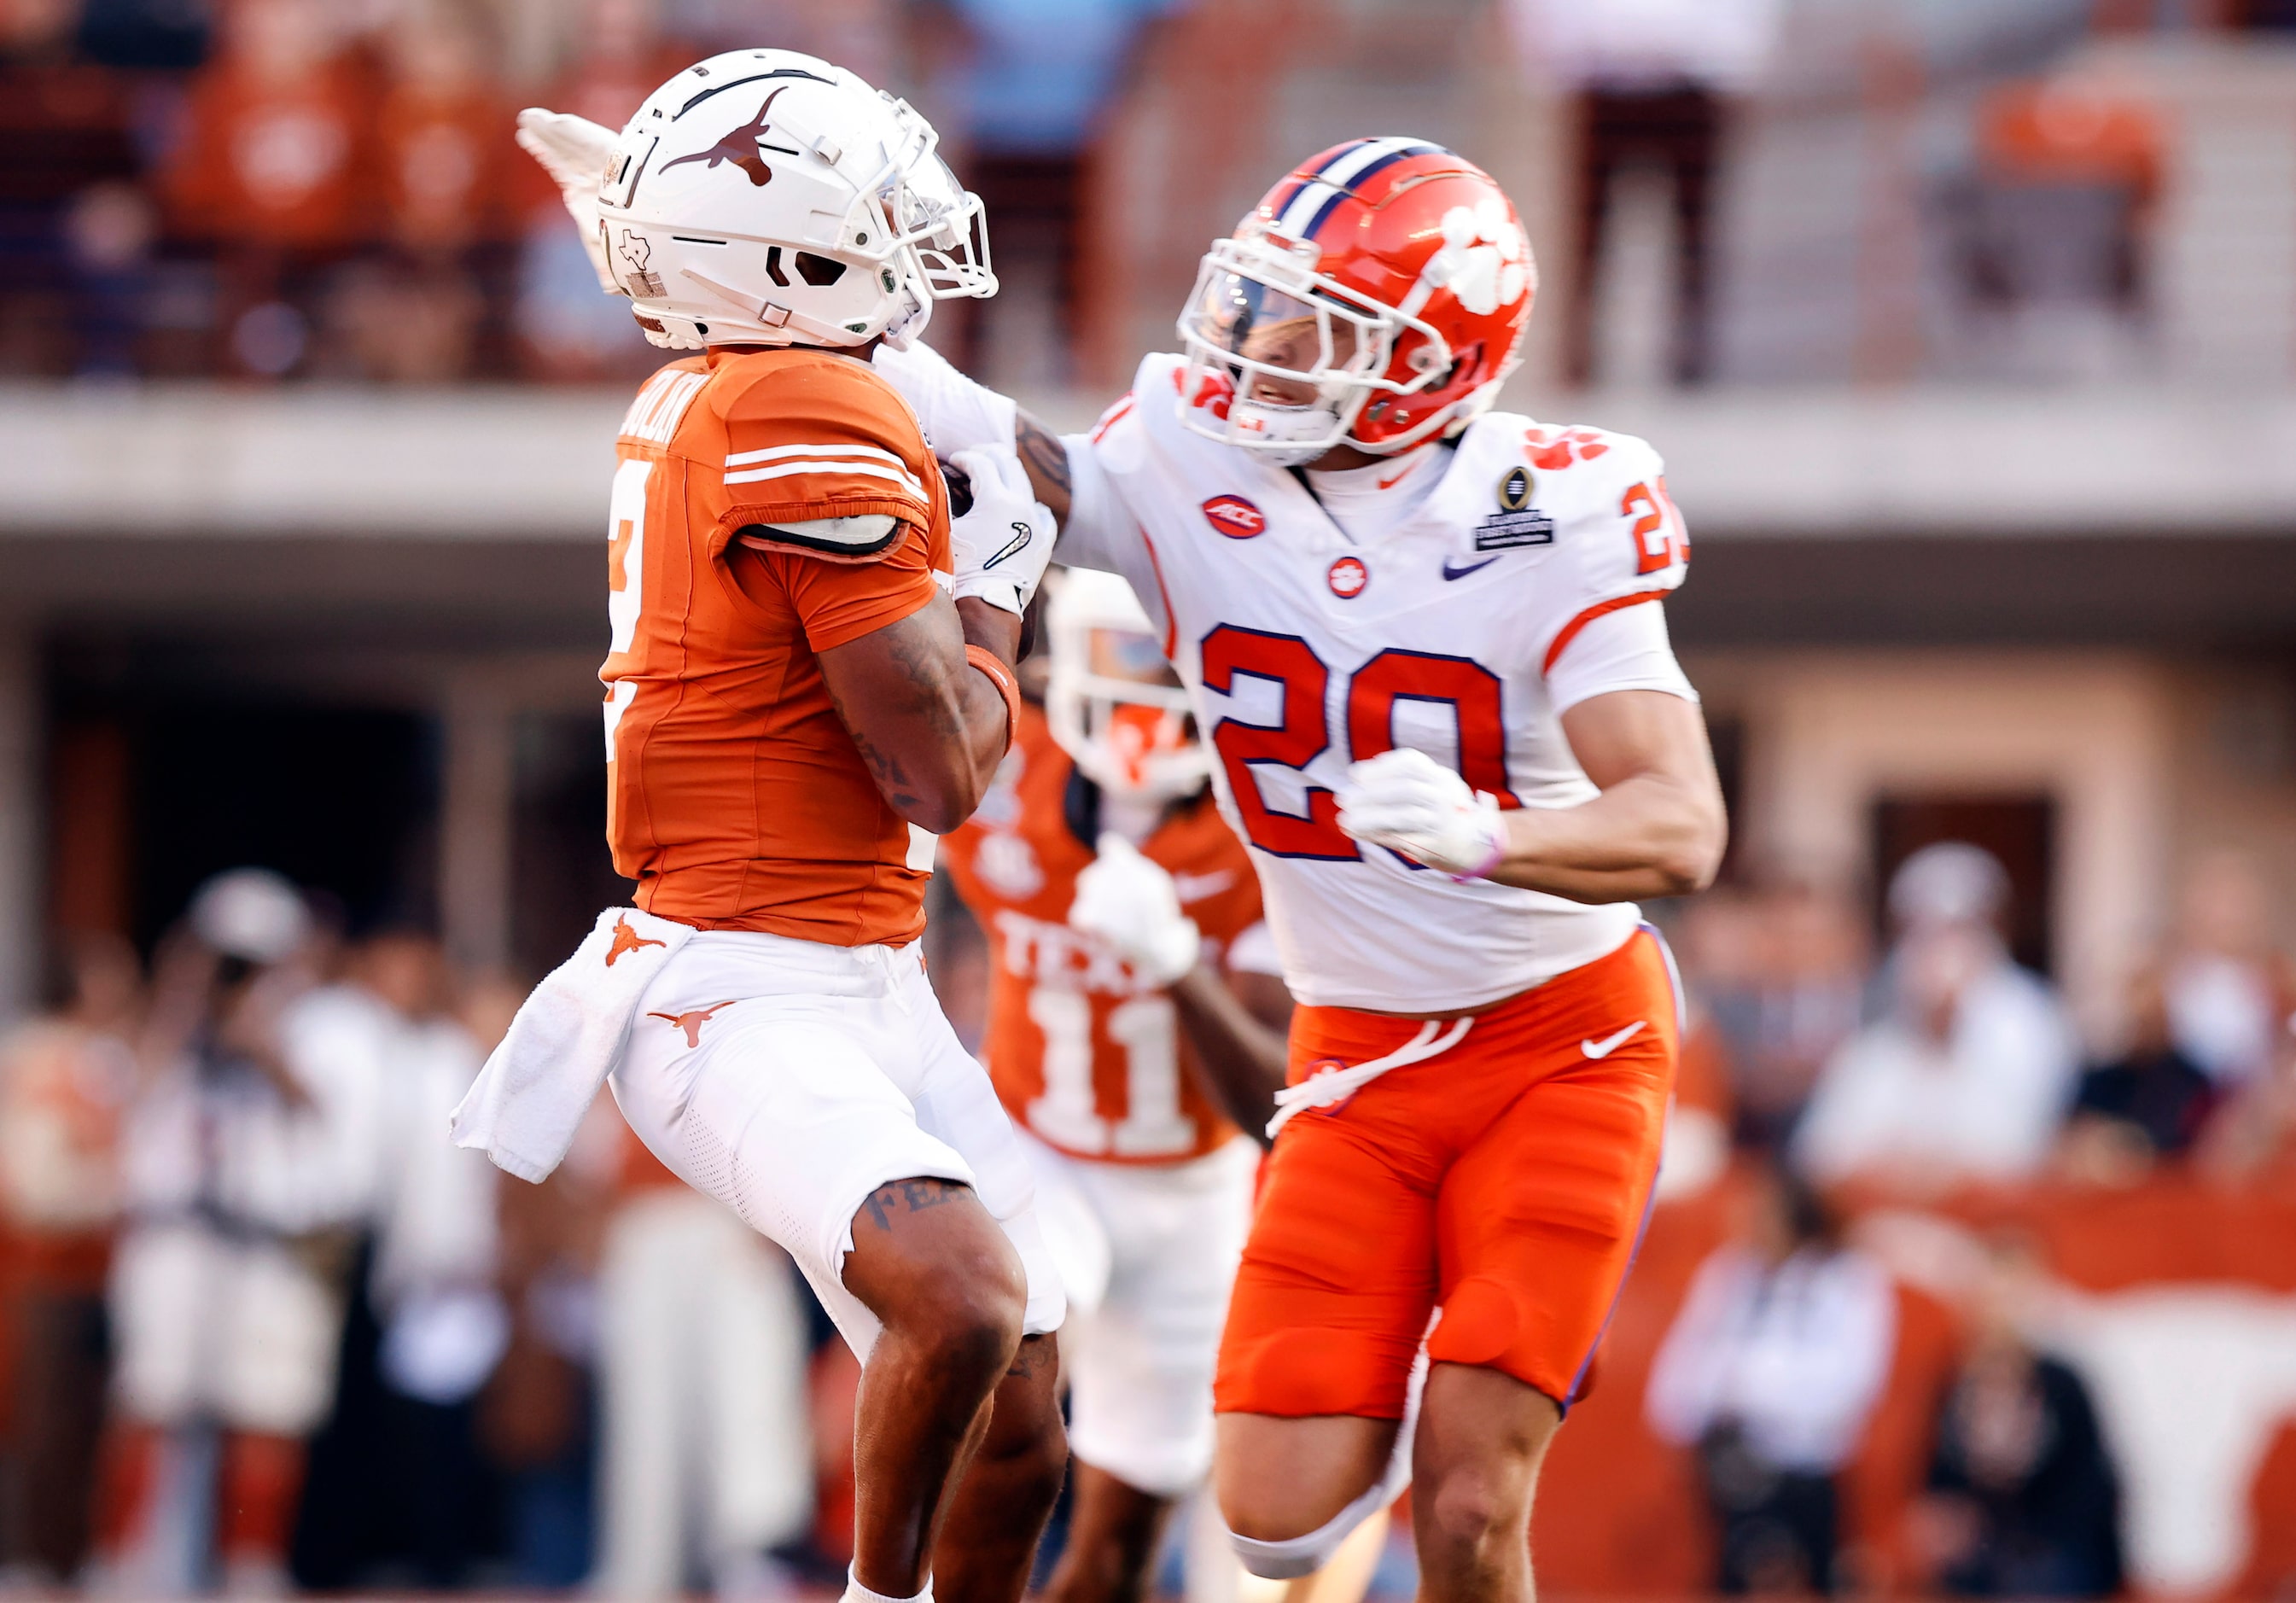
[713,350,938,552]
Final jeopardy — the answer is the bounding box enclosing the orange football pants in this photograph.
[1214,927,1678,1418]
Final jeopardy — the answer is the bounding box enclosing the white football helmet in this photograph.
[598,50,994,351]
[1046,569,1212,807]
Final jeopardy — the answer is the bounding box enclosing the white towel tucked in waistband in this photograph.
[450,906,694,1183]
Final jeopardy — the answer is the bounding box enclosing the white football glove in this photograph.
[947,446,1054,617]
[515,107,621,294]
[1068,833,1203,987]
[1336,747,1509,880]
[873,338,1018,457]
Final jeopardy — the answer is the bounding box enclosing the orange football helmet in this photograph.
[1177,138,1536,465]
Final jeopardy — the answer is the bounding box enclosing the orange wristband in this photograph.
[964,644,1022,754]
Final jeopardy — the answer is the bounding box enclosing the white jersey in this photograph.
[1057,353,1697,1012]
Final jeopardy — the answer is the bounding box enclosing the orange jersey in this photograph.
[941,707,1264,1163]
[603,347,952,947]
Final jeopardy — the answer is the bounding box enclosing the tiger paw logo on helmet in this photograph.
[1175,138,1538,466]
[1427,199,1531,318]
[1522,426,1611,472]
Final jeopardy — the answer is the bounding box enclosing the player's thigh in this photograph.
[1430,1044,1670,1407]
[1215,1118,1436,1425]
[610,994,977,1359]
[1068,1142,1256,1497]
[906,996,1069,1340]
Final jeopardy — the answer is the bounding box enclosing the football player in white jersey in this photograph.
[877,138,1726,1603]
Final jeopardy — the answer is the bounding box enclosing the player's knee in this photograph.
[1223,1490,1373,1578]
[900,1256,1027,1382]
[1417,1462,1524,1567]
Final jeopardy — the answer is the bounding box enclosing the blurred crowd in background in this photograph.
[0,0,2292,1597]
[0,832,2287,1594]
[2,0,2292,389]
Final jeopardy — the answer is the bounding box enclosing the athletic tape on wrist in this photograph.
[964,644,1022,755]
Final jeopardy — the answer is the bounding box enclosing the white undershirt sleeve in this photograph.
[1543,597,1699,714]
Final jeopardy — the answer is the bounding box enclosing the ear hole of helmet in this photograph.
[794,251,847,286]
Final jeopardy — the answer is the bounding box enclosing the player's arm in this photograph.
[817,592,1025,836]
[1341,444,1725,900]
[1489,688,1725,900]
[871,341,1076,522]
[1334,684,1723,904]
[816,449,1052,835]
[1169,964,1292,1148]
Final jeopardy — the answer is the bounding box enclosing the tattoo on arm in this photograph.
[860,1175,970,1232]
[1015,412,1073,517]
[1006,1332,1056,1379]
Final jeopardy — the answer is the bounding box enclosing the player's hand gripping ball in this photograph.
[1068,833,1203,986]
[946,446,1054,618]
[1337,747,1508,880]
[515,108,621,294]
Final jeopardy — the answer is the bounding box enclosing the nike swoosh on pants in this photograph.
[1580,1021,1647,1058]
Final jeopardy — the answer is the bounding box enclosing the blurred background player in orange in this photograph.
[941,567,1320,1603]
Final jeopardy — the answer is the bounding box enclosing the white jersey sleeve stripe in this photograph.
[723,458,927,498]
[724,442,912,469]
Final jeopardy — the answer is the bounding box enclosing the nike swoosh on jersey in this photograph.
[1442,556,1500,580]
[1581,1021,1647,1058]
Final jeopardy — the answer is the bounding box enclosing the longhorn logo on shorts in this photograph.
[605,914,666,966]
[650,1000,738,1047]
[1202,494,1267,539]
[1327,556,1369,598]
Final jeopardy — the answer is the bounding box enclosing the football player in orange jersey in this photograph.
[510,53,1071,1603]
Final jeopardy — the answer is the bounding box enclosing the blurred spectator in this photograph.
[0,0,143,376]
[0,933,140,1582]
[164,0,376,378]
[1507,0,1784,385]
[512,0,685,381]
[96,869,381,1594]
[936,0,1177,386]
[361,930,505,1587]
[2156,848,2294,1091]
[1692,883,1869,1152]
[595,1128,813,1598]
[335,0,508,383]
[481,1065,614,1589]
[1646,1164,1897,1594]
[2058,968,2217,1185]
[1955,77,2165,381]
[1908,1235,2122,1599]
[1794,845,2079,1191]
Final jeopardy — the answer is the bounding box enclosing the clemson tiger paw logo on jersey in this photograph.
[1522,426,1611,472]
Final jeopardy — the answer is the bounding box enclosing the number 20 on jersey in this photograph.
[1199,631,1522,860]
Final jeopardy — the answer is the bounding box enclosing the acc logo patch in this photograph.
[1202,494,1267,539]
[1327,557,1369,598]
